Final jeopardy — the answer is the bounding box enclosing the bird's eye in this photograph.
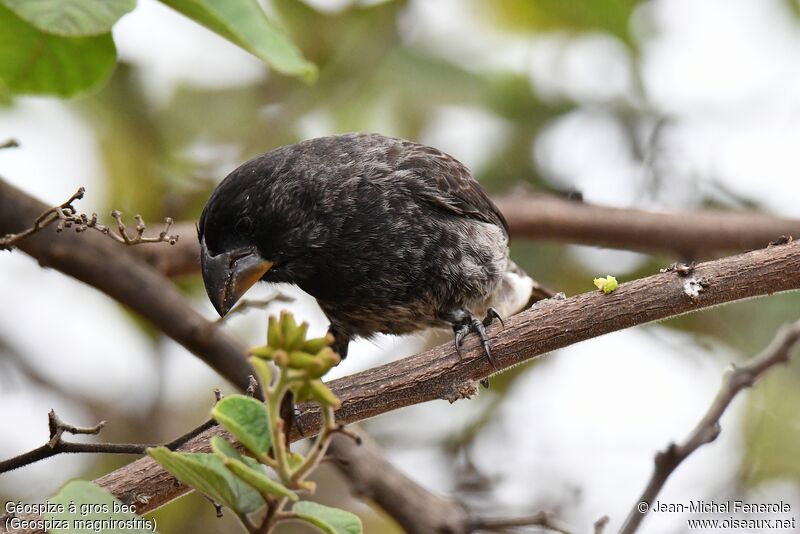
[235,217,253,236]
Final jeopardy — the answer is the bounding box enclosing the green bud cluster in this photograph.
[249,311,341,408]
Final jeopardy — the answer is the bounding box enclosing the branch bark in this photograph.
[133,195,800,276]
[83,238,800,517]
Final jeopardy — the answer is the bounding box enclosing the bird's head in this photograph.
[197,162,297,318]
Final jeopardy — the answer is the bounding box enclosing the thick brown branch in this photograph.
[619,319,800,534]
[134,196,800,276]
[79,239,800,518]
[0,178,255,394]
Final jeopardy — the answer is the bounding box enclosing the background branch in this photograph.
[132,195,800,277]
[495,193,800,258]
[619,319,800,534]
[327,432,574,534]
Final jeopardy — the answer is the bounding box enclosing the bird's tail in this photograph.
[484,259,537,318]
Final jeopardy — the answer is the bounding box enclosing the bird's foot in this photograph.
[293,404,306,437]
[279,393,306,447]
[453,307,504,371]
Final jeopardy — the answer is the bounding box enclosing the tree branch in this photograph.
[495,193,800,258]
[619,319,800,534]
[132,195,800,276]
[78,238,800,518]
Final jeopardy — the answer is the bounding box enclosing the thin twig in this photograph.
[0,187,178,251]
[471,511,575,533]
[0,410,157,473]
[619,320,800,534]
[0,138,19,150]
[0,389,225,474]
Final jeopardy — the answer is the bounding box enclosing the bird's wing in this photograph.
[393,141,509,234]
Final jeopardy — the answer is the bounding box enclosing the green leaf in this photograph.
[0,0,136,37]
[210,435,264,472]
[212,436,297,500]
[212,394,272,457]
[147,447,264,515]
[0,4,116,97]
[157,0,316,80]
[293,501,363,534]
[46,480,157,533]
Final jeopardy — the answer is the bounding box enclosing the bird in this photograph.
[198,132,534,369]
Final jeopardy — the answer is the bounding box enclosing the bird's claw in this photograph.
[484,307,503,328]
[452,309,504,371]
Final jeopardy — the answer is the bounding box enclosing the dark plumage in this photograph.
[198,133,533,363]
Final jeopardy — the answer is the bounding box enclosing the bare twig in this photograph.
[47,409,106,447]
[594,515,609,534]
[0,138,19,150]
[0,186,178,251]
[0,389,224,474]
[0,410,157,474]
[619,320,800,534]
[0,187,85,250]
[471,511,575,533]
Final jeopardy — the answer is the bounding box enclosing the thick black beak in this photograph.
[200,237,273,317]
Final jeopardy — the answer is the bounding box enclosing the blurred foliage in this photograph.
[741,366,800,485]
[485,0,642,45]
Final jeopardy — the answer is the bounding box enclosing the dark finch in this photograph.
[198,133,534,367]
